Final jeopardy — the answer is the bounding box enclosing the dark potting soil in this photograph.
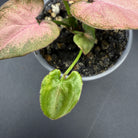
[40,29,128,76]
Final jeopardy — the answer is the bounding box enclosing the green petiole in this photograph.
[62,49,82,79]
[62,0,71,16]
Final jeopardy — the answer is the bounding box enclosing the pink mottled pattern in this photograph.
[0,0,56,51]
[71,0,138,29]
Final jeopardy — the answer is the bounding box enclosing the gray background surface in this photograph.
[0,1,138,138]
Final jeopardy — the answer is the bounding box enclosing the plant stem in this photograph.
[63,0,71,16]
[62,50,82,79]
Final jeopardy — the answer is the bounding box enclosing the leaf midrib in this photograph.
[52,81,62,118]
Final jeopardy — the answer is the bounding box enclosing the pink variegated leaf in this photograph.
[0,0,60,59]
[70,0,138,29]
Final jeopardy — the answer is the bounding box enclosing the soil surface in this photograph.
[40,29,128,76]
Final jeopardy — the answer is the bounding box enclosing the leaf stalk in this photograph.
[62,49,82,79]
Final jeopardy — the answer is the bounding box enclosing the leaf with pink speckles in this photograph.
[71,0,138,29]
[0,0,60,59]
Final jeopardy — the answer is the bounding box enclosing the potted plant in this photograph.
[34,0,133,81]
[0,0,137,120]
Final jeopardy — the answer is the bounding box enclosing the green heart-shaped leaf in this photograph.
[73,33,95,55]
[40,69,83,120]
[0,0,60,59]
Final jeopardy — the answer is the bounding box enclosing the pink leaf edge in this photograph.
[71,0,138,29]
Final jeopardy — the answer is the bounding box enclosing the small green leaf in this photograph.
[40,69,83,120]
[67,17,78,29]
[54,17,78,29]
[63,17,78,29]
[73,33,95,55]
[82,23,95,39]
[73,23,95,54]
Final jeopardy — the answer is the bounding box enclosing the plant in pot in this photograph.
[0,0,137,120]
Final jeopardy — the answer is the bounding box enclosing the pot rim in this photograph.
[34,30,133,81]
